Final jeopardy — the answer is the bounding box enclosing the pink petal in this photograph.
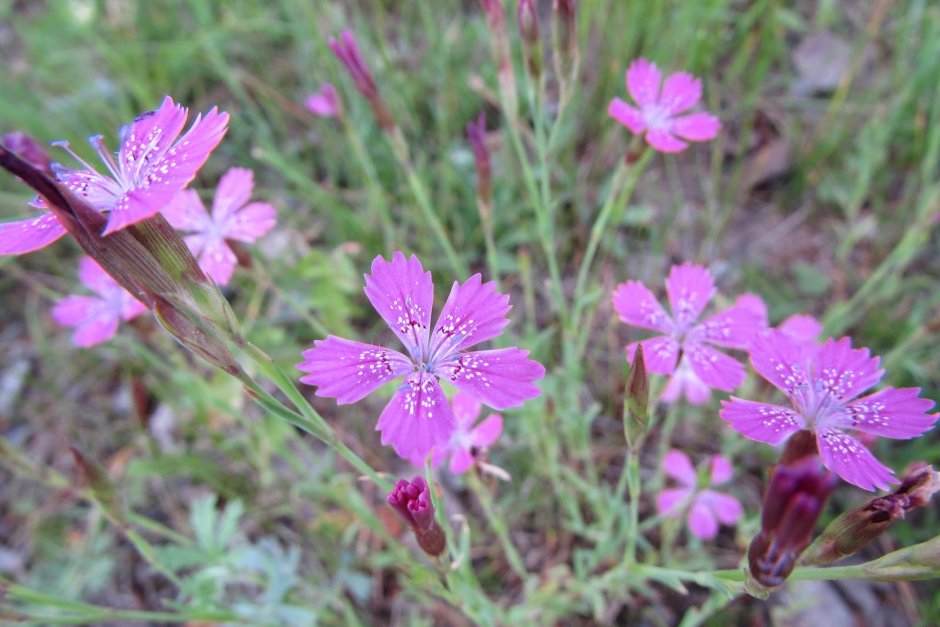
[657,487,692,516]
[735,293,769,324]
[183,234,208,258]
[685,342,747,392]
[692,302,764,350]
[0,213,68,255]
[814,337,884,402]
[376,372,456,459]
[671,112,721,141]
[51,295,100,328]
[118,96,188,180]
[448,447,475,474]
[665,263,715,329]
[52,296,119,347]
[662,449,696,487]
[687,497,719,539]
[121,297,148,321]
[749,329,811,396]
[71,315,120,347]
[162,189,209,231]
[645,129,688,153]
[363,252,434,358]
[428,273,510,357]
[77,257,116,298]
[223,202,277,243]
[608,98,647,134]
[211,167,254,222]
[102,188,177,235]
[409,447,447,470]
[709,455,733,485]
[470,414,503,448]
[611,279,674,333]
[437,347,544,409]
[297,336,412,404]
[661,357,712,405]
[451,390,482,427]
[197,240,238,286]
[699,490,742,525]
[779,314,822,344]
[53,167,121,211]
[838,387,937,439]
[659,71,702,115]
[627,336,680,375]
[626,58,662,108]
[816,427,898,491]
[719,397,805,445]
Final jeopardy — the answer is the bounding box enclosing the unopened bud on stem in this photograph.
[623,342,650,450]
[387,476,446,557]
[328,30,395,132]
[746,455,836,595]
[802,464,940,566]
[518,0,542,82]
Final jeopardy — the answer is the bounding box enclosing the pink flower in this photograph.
[51,257,147,347]
[297,252,544,460]
[304,83,342,118]
[612,263,762,404]
[657,449,743,540]
[720,331,938,491]
[608,58,720,153]
[736,293,822,346]
[0,96,229,252]
[409,391,503,473]
[162,167,276,286]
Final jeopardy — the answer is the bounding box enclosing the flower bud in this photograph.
[746,456,837,591]
[387,476,446,557]
[1,132,52,175]
[802,464,940,565]
[479,0,518,117]
[304,83,342,119]
[466,113,492,209]
[328,30,395,132]
[623,342,650,450]
[552,0,579,90]
[70,446,127,526]
[517,0,542,82]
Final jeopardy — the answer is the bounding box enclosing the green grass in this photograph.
[1,0,939,624]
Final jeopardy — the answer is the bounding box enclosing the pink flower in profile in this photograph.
[409,391,503,473]
[608,58,720,153]
[612,263,762,405]
[50,96,228,236]
[736,293,822,346]
[304,83,342,118]
[657,449,743,540]
[162,168,276,286]
[297,252,544,460]
[51,257,147,347]
[720,331,938,491]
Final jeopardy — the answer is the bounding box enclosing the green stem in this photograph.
[234,340,393,492]
[623,453,641,566]
[385,127,467,277]
[466,472,528,581]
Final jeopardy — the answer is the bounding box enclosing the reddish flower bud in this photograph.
[328,30,395,131]
[802,464,940,565]
[479,0,518,116]
[467,113,492,208]
[517,0,542,81]
[387,476,446,557]
[1,132,51,175]
[747,456,837,589]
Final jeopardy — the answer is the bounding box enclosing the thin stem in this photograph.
[622,453,641,566]
[466,472,528,581]
[385,127,467,277]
